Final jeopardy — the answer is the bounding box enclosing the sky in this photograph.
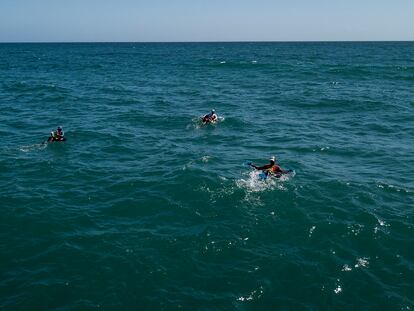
[0,0,413,42]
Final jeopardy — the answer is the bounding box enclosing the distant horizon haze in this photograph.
[0,0,413,42]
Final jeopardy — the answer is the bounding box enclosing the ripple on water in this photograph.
[0,42,413,310]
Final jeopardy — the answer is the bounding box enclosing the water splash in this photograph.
[19,142,48,153]
[235,170,294,193]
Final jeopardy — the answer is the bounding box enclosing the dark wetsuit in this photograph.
[252,162,287,177]
[203,113,217,123]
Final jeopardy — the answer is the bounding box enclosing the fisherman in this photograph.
[250,156,290,178]
[202,109,218,124]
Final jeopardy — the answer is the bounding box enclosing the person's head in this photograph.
[270,156,276,164]
[211,109,215,114]
[57,126,62,132]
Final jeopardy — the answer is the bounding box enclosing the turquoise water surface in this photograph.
[0,42,413,310]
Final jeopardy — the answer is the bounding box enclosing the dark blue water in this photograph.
[0,42,413,310]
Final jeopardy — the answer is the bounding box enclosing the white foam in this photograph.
[19,142,48,152]
[309,226,316,237]
[354,257,369,268]
[237,287,264,302]
[201,155,211,163]
[236,170,293,193]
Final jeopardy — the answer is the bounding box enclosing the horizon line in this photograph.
[0,40,413,44]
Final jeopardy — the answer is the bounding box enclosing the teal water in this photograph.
[0,42,413,310]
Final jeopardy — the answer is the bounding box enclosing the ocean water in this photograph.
[0,42,413,310]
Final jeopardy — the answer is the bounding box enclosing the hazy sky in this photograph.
[0,0,413,42]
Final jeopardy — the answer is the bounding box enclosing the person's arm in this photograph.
[252,163,272,170]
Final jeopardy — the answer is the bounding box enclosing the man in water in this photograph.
[48,126,65,142]
[250,156,290,178]
[56,126,64,140]
[202,109,218,124]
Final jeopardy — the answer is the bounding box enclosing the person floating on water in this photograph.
[202,109,218,124]
[249,156,291,178]
[48,126,66,142]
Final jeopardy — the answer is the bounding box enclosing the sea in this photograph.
[0,42,413,310]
